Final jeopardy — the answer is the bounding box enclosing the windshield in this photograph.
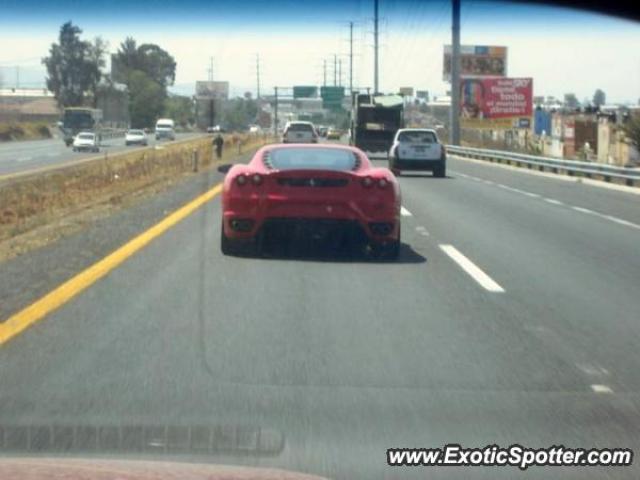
[267,147,357,171]
[1,1,639,479]
[397,131,437,143]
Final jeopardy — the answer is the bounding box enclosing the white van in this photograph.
[155,118,176,140]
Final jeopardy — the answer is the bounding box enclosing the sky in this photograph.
[0,0,639,104]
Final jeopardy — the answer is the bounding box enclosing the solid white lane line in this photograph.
[415,226,430,236]
[591,384,614,394]
[604,215,640,230]
[544,198,564,206]
[577,363,610,376]
[400,206,413,217]
[439,244,505,293]
[521,191,541,198]
[571,206,595,214]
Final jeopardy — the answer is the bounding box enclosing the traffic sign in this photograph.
[321,86,345,110]
[293,86,317,98]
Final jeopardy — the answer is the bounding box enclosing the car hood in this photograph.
[0,458,330,480]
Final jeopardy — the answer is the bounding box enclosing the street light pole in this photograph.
[450,0,461,145]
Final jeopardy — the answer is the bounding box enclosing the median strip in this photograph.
[0,183,223,345]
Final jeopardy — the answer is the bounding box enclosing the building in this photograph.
[0,88,59,122]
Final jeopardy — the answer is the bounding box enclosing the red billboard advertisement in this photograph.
[460,77,533,129]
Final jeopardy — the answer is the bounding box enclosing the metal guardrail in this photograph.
[446,145,640,187]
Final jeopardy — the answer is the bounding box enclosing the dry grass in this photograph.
[0,121,52,142]
[0,133,271,262]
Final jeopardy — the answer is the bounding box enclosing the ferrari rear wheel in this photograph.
[220,222,256,257]
[369,229,401,261]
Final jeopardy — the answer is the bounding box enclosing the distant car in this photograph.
[282,121,318,143]
[125,129,148,146]
[317,126,329,137]
[207,126,216,133]
[72,132,99,152]
[220,144,401,259]
[326,128,342,140]
[210,125,227,133]
[388,128,446,177]
[155,118,176,140]
[249,125,263,134]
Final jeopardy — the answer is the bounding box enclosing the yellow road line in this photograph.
[0,183,223,345]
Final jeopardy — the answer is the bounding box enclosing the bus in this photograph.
[61,107,103,146]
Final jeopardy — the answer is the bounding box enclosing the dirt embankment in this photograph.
[0,122,53,142]
[0,133,270,262]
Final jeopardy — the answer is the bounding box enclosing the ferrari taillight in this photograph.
[235,174,248,186]
[378,178,389,189]
[251,173,263,185]
[361,176,374,188]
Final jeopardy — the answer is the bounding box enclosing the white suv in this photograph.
[389,128,446,177]
[282,121,318,144]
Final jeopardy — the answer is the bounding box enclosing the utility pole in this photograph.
[374,0,379,94]
[338,59,342,87]
[256,54,261,99]
[207,57,214,81]
[274,87,279,136]
[334,54,337,86]
[450,0,461,145]
[323,59,327,87]
[349,21,354,96]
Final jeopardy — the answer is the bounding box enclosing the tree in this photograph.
[222,98,259,130]
[593,89,606,107]
[622,113,640,152]
[564,93,579,110]
[164,95,194,127]
[128,70,164,128]
[112,38,177,126]
[87,37,109,107]
[42,22,102,107]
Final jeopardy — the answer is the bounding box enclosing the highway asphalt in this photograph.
[0,144,639,479]
[0,132,203,178]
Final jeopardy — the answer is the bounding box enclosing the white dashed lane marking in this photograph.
[450,169,640,232]
[439,244,505,293]
[400,206,412,217]
[591,384,614,394]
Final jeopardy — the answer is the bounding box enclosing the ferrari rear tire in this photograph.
[220,223,256,257]
[370,240,400,261]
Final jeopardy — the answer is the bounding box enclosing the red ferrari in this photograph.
[220,144,401,259]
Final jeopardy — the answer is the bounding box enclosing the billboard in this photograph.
[460,77,533,130]
[195,81,229,100]
[443,45,507,82]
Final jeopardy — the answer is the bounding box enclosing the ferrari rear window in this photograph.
[267,148,358,171]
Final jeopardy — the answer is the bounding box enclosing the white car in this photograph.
[72,132,99,152]
[388,128,446,177]
[125,129,148,146]
[281,121,318,144]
